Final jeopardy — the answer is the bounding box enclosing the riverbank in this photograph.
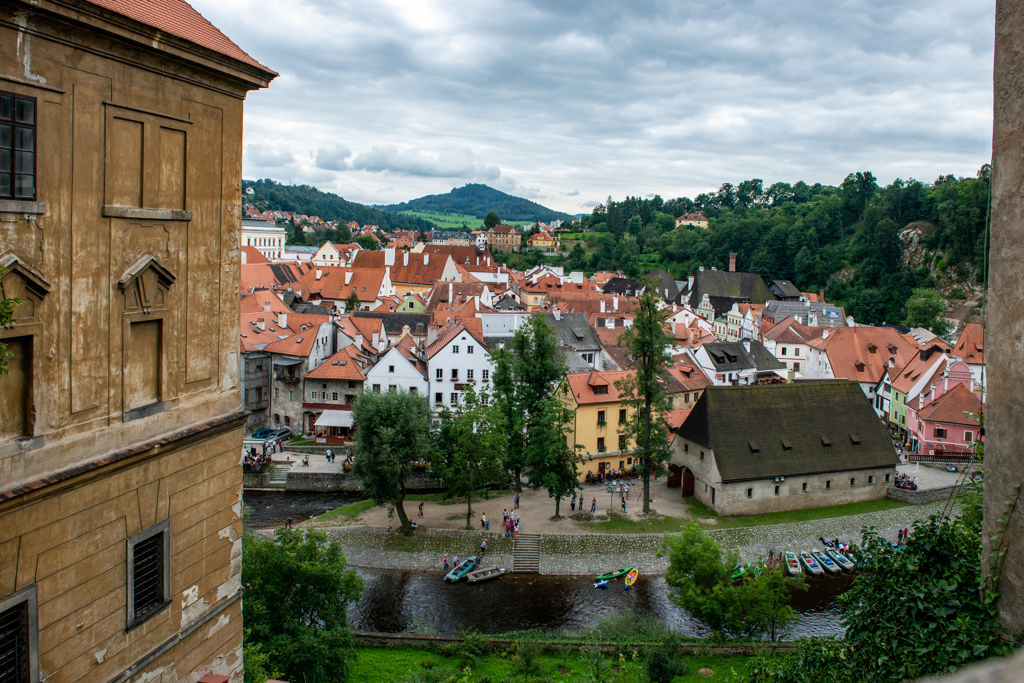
[317,500,955,575]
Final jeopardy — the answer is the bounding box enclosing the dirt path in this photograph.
[340,478,699,535]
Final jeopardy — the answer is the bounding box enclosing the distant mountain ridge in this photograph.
[243,179,434,232]
[379,183,573,223]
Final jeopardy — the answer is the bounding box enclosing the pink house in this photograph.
[906,361,983,455]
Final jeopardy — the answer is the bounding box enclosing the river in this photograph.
[244,491,851,638]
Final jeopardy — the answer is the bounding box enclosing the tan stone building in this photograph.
[486,224,521,252]
[0,3,274,683]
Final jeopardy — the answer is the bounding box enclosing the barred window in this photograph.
[127,521,170,630]
[0,586,38,683]
[0,92,36,199]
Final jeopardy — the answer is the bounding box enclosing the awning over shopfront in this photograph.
[315,410,354,428]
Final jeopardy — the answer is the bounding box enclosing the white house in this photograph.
[242,219,286,260]
[364,334,429,395]
[426,321,494,409]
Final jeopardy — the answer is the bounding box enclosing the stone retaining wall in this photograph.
[243,472,271,488]
[245,468,445,492]
[324,500,955,575]
[886,485,961,504]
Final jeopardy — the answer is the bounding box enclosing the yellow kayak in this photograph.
[624,567,639,588]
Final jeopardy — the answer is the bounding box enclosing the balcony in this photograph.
[275,373,300,384]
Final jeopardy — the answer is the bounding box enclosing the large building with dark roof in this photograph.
[671,381,899,515]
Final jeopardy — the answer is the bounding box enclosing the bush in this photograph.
[584,610,674,643]
[509,641,542,682]
[645,633,689,683]
[453,627,489,667]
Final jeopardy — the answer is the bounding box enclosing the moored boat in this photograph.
[827,549,855,571]
[812,549,841,574]
[800,551,824,576]
[594,567,633,582]
[784,551,802,576]
[593,579,610,589]
[465,566,506,583]
[444,556,479,582]
[624,568,639,590]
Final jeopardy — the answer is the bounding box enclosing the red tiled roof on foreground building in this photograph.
[85,0,276,73]
[917,383,982,427]
[953,323,985,365]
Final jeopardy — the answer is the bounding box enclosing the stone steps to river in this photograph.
[513,533,540,573]
[268,465,291,484]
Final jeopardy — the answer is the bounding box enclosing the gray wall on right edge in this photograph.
[987,0,1024,637]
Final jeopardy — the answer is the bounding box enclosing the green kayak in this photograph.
[594,567,633,582]
[444,556,479,583]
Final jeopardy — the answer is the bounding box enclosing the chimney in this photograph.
[316,268,323,280]
[424,254,429,265]
[404,251,409,266]
[263,300,271,311]
[256,318,265,331]
[554,310,561,321]
[448,282,453,302]
[699,266,705,272]
[241,250,247,265]
[384,248,396,266]
[278,312,288,329]
[819,289,825,302]
[822,330,829,340]
[600,300,606,313]
[345,271,353,285]
[729,252,737,272]
[613,295,619,312]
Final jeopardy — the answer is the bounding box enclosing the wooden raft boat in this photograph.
[465,566,505,583]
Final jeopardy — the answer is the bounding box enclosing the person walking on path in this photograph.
[480,539,487,556]
[621,497,627,513]
[571,496,576,512]
[326,448,332,463]
[591,498,597,513]
[579,493,584,510]
[443,554,449,573]
[514,493,520,509]
[418,502,424,517]
[481,512,488,530]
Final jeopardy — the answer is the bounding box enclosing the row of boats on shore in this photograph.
[734,543,880,579]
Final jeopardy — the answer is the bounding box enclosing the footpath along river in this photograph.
[245,491,861,638]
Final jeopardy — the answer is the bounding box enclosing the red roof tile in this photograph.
[917,383,981,426]
[86,0,275,73]
[953,323,985,365]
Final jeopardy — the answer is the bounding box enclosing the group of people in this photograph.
[242,448,270,472]
[584,465,638,484]
[502,509,520,539]
[894,472,918,490]
[896,527,911,544]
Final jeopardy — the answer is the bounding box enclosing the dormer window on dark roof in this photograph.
[748,441,759,454]
[849,433,861,446]
[781,438,792,452]
[821,436,831,448]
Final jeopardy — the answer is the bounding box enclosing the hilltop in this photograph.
[379,183,573,223]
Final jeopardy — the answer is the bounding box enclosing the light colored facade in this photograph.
[486,224,522,252]
[241,218,286,260]
[431,231,473,247]
[426,322,494,409]
[563,371,638,478]
[0,4,274,683]
[364,341,428,396]
[527,231,559,253]
[675,213,709,228]
[267,319,336,432]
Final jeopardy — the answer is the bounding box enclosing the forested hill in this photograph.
[535,170,990,332]
[379,183,573,222]
[243,179,434,232]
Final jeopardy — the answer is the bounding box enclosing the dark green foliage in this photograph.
[244,178,432,232]
[644,633,690,683]
[748,515,1013,682]
[380,183,572,222]
[904,288,951,334]
[663,522,803,641]
[242,528,364,683]
[355,234,381,250]
[484,211,501,229]
[352,390,433,534]
[509,641,543,682]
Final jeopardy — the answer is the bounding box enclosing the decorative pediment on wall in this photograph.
[0,252,52,325]
[119,254,176,314]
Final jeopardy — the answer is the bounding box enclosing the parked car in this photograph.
[266,428,292,441]
[251,428,275,440]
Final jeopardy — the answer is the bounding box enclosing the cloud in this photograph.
[315,145,352,171]
[245,144,295,168]
[200,0,993,213]
[350,145,502,181]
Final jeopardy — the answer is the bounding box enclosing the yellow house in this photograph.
[563,371,639,479]
[528,231,559,253]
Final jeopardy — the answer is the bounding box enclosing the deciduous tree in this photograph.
[615,285,673,513]
[484,211,501,229]
[242,528,364,683]
[352,389,432,535]
[525,391,582,518]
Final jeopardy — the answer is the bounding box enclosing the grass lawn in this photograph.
[350,645,751,683]
[314,491,502,522]
[399,210,532,231]
[684,497,910,529]
[587,513,690,534]
[286,437,314,446]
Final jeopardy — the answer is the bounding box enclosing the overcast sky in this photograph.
[193,0,995,214]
